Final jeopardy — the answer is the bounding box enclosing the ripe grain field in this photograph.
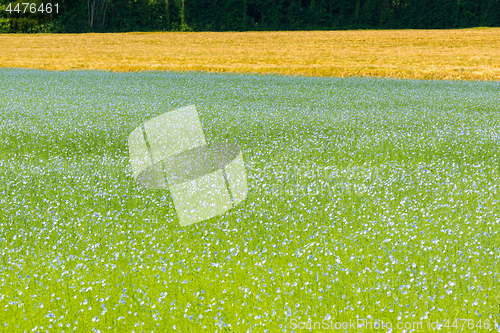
[0,67,500,332]
[1,28,500,81]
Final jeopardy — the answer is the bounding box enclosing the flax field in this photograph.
[0,68,499,332]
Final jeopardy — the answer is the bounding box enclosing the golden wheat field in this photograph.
[1,28,500,81]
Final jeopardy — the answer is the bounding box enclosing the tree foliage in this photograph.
[1,0,499,33]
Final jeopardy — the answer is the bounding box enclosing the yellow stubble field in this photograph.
[1,28,500,81]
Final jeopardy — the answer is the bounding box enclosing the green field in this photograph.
[0,68,499,332]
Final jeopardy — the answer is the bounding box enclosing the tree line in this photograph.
[1,0,499,33]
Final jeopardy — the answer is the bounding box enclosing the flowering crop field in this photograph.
[0,68,499,332]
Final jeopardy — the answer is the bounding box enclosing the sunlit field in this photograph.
[1,29,500,81]
[0,68,499,332]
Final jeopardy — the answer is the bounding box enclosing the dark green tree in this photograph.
[1,0,499,33]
